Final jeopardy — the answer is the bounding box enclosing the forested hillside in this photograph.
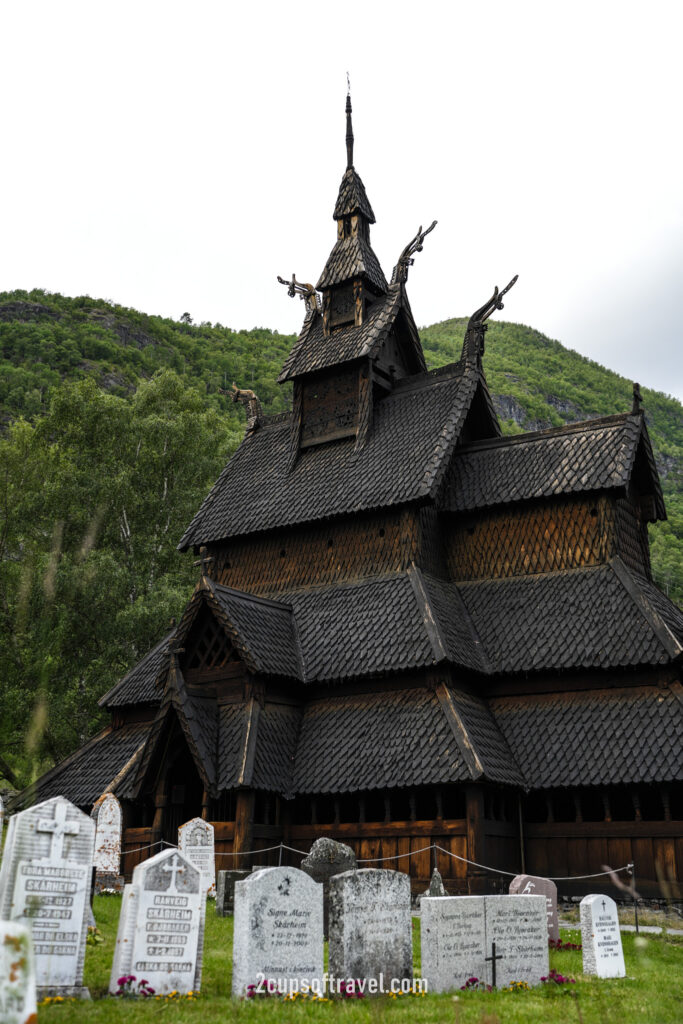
[0,288,681,791]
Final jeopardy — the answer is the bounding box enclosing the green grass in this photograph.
[37,895,683,1023]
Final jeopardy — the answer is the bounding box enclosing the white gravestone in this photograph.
[421,894,549,991]
[178,818,215,897]
[110,848,205,996]
[0,921,37,1024]
[0,795,95,998]
[91,793,124,893]
[509,874,559,942]
[232,867,323,998]
[329,869,412,991]
[580,894,625,978]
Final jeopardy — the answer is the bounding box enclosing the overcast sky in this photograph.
[2,1,681,401]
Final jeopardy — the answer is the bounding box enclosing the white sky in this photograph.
[2,0,682,401]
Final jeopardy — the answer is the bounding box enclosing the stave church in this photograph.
[18,94,683,897]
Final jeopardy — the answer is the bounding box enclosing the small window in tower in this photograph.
[327,538,333,548]
[280,549,286,559]
[379,527,385,538]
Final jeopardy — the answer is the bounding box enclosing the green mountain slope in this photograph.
[0,288,681,789]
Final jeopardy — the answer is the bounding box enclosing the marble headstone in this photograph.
[178,818,216,897]
[329,869,412,989]
[580,894,625,978]
[232,867,323,997]
[301,837,357,937]
[509,874,558,942]
[216,869,249,916]
[421,894,549,991]
[0,795,95,997]
[91,793,124,894]
[110,848,205,995]
[0,921,37,1024]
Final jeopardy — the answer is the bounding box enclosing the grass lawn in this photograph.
[37,895,683,1023]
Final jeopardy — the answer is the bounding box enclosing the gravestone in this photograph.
[109,848,205,995]
[232,867,323,997]
[329,869,412,990]
[421,894,548,991]
[580,894,625,978]
[216,869,249,916]
[509,874,559,942]
[178,817,215,897]
[301,837,357,937]
[91,793,124,894]
[0,921,37,1024]
[0,795,95,997]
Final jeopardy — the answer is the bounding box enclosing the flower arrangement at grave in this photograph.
[114,974,155,998]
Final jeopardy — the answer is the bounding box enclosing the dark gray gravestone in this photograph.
[301,838,357,938]
[215,870,249,916]
[509,874,559,942]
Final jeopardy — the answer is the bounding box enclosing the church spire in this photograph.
[346,80,354,169]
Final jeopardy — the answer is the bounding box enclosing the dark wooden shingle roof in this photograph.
[179,363,480,548]
[316,235,388,292]
[333,167,376,222]
[447,413,665,517]
[278,283,421,381]
[459,559,683,674]
[491,684,683,788]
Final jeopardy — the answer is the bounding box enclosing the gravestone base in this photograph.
[37,985,91,1000]
[94,872,125,894]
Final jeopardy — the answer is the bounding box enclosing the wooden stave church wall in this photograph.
[120,781,683,897]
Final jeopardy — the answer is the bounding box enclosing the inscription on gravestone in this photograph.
[232,867,323,997]
[91,793,124,893]
[580,894,625,978]
[0,796,95,997]
[329,869,412,988]
[178,818,215,896]
[421,894,548,992]
[109,849,205,995]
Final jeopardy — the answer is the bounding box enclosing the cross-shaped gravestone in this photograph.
[37,801,80,860]
[485,940,504,988]
[161,854,185,892]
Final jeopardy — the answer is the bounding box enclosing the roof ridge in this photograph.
[420,570,493,674]
[609,557,683,661]
[423,367,480,498]
[211,579,294,612]
[458,411,634,453]
[407,565,447,663]
[434,682,484,780]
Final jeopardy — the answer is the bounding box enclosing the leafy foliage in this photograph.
[0,290,681,789]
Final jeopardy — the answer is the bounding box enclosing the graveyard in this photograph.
[0,798,680,1024]
[31,894,683,1023]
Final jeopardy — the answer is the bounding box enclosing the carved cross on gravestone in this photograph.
[37,801,80,860]
[485,940,504,988]
[602,899,607,912]
[162,854,186,893]
[193,546,214,576]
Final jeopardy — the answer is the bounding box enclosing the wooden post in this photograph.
[466,785,487,894]
[151,774,168,847]
[234,789,255,870]
[201,788,210,821]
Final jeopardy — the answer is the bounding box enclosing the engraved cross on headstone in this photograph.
[602,899,607,913]
[485,940,504,988]
[37,801,80,861]
[162,854,185,893]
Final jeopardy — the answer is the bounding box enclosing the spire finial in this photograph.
[632,381,643,415]
[345,73,354,169]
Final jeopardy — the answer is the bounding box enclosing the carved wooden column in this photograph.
[151,774,168,847]
[234,789,256,869]
[466,785,487,894]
